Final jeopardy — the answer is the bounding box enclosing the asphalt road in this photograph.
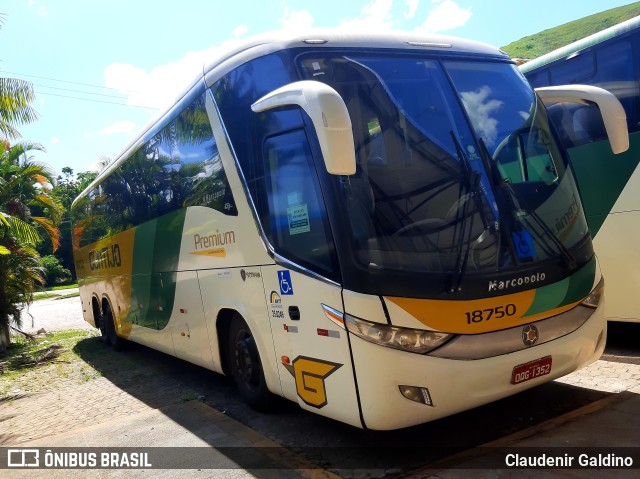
[20,289,90,334]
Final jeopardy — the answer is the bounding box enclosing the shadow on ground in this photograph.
[69,327,636,476]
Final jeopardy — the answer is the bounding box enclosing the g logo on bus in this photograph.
[522,324,539,347]
[283,356,342,408]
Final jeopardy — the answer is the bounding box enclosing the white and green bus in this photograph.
[521,15,640,323]
[72,30,624,430]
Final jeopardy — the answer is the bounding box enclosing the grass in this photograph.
[33,291,80,301]
[46,283,79,291]
[0,329,101,397]
[502,2,640,59]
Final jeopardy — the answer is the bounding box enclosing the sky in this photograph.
[1,0,636,178]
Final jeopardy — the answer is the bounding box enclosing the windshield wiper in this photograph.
[477,138,577,270]
[447,132,492,293]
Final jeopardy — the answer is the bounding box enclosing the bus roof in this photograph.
[520,15,640,73]
[73,29,508,207]
[202,29,507,84]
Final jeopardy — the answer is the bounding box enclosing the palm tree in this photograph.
[0,13,39,141]
[0,141,63,354]
[0,77,39,141]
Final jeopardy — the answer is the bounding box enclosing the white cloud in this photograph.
[51,136,59,144]
[417,0,472,33]
[103,42,238,110]
[405,0,420,19]
[83,120,137,139]
[280,8,314,31]
[28,1,48,16]
[97,120,137,136]
[459,86,503,147]
[339,0,394,31]
[233,24,248,38]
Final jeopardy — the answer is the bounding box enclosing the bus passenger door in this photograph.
[262,268,361,428]
[258,130,362,428]
[170,271,215,370]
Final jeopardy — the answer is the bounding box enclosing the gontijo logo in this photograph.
[89,244,121,270]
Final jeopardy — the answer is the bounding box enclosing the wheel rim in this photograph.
[234,330,260,390]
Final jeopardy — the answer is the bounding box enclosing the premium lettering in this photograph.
[194,230,236,250]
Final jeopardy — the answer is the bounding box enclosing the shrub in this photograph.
[40,255,71,286]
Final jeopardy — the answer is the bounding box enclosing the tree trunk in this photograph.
[0,323,8,356]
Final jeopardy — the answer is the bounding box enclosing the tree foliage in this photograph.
[0,142,62,354]
[40,254,72,286]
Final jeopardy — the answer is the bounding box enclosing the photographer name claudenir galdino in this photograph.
[506,453,633,467]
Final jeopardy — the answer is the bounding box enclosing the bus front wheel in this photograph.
[228,314,273,412]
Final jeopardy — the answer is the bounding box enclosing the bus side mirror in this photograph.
[251,81,357,175]
[535,84,629,154]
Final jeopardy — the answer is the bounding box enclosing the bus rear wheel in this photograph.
[104,302,124,351]
[228,315,273,412]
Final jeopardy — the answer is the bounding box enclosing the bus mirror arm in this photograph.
[251,81,357,175]
[535,84,629,155]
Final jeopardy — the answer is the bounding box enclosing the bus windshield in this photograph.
[300,54,590,294]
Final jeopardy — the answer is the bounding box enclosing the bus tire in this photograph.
[228,314,273,412]
[92,299,108,344]
[104,302,124,351]
[99,314,109,344]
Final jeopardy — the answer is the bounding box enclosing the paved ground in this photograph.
[1,296,639,478]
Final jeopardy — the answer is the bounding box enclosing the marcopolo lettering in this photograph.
[89,244,122,271]
[488,272,546,292]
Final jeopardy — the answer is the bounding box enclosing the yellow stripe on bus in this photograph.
[386,289,560,334]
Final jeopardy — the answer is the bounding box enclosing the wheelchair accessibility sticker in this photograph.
[512,230,536,259]
[278,270,294,295]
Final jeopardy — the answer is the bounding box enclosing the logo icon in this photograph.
[282,356,342,408]
[522,324,539,347]
[8,449,39,468]
[240,269,246,281]
[270,291,282,306]
[278,270,294,295]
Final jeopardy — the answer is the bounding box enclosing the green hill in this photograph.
[501,2,640,59]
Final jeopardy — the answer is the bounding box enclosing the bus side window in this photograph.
[261,130,338,278]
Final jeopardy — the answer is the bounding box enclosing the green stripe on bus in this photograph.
[126,209,187,330]
[561,256,597,305]
[523,256,596,317]
[569,132,640,236]
[523,276,571,317]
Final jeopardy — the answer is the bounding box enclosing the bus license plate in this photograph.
[511,356,552,385]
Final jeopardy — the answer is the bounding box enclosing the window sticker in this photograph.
[512,230,536,259]
[287,203,311,235]
[288,191,302,205]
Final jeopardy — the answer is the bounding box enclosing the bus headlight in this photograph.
[345,314,452,354]
[580,277,604,309]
